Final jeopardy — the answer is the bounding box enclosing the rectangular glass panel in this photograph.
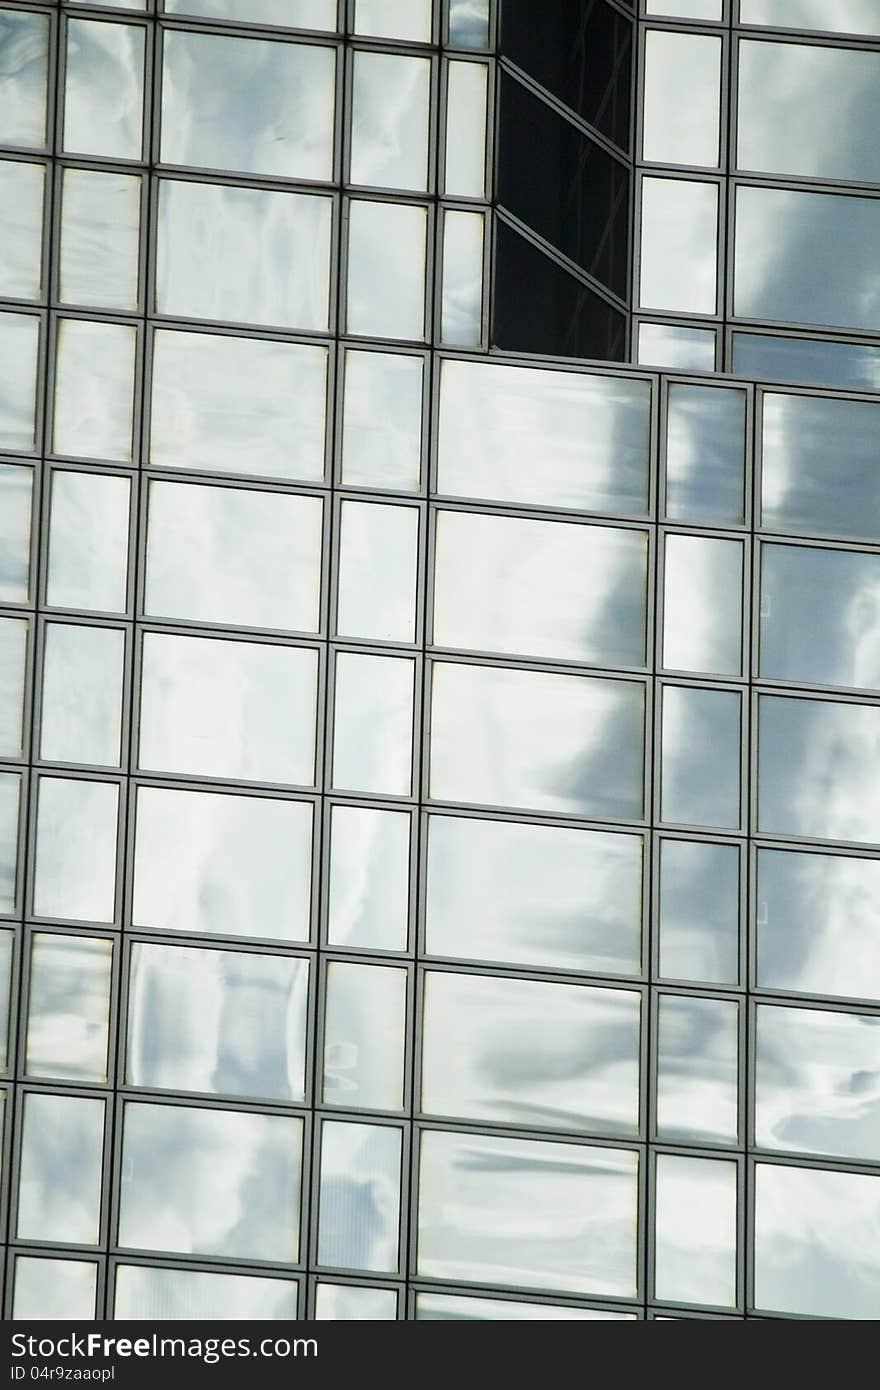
[739,0,880,35]
[658,839,739,985]
[26,933,113,1082]
[145,481,323,633]
[322,962,407,1110]
[638,323,716,372]
[758,694,880,844]
[0,617,27,758]
[655,1155,737,1308]
[647,0,722,15]
[118,1103,302,1262]
[12,1258,97,1321]
[445,61,487,195]
[39,624,125,766]
[113,1265,299,1321]
[663,535,743,676]
[448,0,491,46]
[665,384,746,525]
[0,464,33,603]
[0,312,39,451]
[156,181,332,331]
[639,177,718,314]
[735,331,880,392]
[317,1121,402,1273]
[346,200,427,340]
[163,0,336,24]
[161,32,335,181]
[761,393,880,541]
[341,350,422,491]
[0,160,43,299]
[756,847,880,1003]
[657,994,739,1144]
[0,773,20,915]
[351,51,430,191]
[425,814,642,976]
[0,9,49,148]
[126,942,309,1103]
[327,805,410,952]
[332,653,414,797]
[437,359,651,515]
[0,929,12,1068]
[52,320,136,463]
[643,31,721,167]
[337,502,418,643]
[417,1130,639,1298]
[315,1284,397,1320]
[421,971,640,1135]
[433,511,647,666]
[430,662,645,820]
[150,331,327,483]
[33,778,118,923]
[47,471,130,613]
[355,0,432,41]
[138,633,318,785]
[661,686,741,829]
[441,210,483,347]
[63,19,145,160]
[132,786,312,944]
[17,1093,104,1245]
[416,1292,632,1320]
[59,169,140,311]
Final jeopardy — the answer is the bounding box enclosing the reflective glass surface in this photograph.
[113,1265,298,1321]
[0,311,40,452]
[639,177,718,314]
[63,19,145,160]
[0,772,20,915]
[638,323,716,372]
[656,995,739,1144]
[317,1121,402,1273]
[734,332,880,392]
[416,1293,633,1320]
[26,933,113,1082]
[163,0,335,24]
[350,51,430,191]
[47,471,130,614]
[12,1258,97,1322]
[0,9,49,148]
[17,1093,104,1245]
[39,623,125,767]
[448,0,491,47]
[0,160,43,300]
[661,686,741,829]
[322,962,407,1110]
[761,393,880,542]
[663,535,743,676]
[0,464,32,603]
[760,543,880,691]
[0,616,27,758]
[445,61,487,196]
[332,653,414,797]
[658,839,740,985]
[346,200,427,341]
[441,210,483,348]
[354,0,432,41]
[337,502,418,643]
[654,1155,737,1309]
[739,0,880,35]
[665,384,746,525]
[643,31,721,167]
[52,320,136,463]
[341,350,422,492]
[33,778,118,924]
[314,1284,397,1320]
[327,805,410,953]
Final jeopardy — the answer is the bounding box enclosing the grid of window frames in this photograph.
[1,0,880,1325]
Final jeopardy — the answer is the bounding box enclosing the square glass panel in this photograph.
[156,180,332,331]
[654,1155,737,1309]
[138,633,318,786]
[17,1093,104,1245]
[656,994,739,1144]
[0,312,40,452]
[47,471,130,614]
[113,1265,299,1321]
[639,177,718,314]
[126,942,309,1103]
[663,535,743,676]
[658,839,740,985]
[0,616,28,758]
[63,19,145,160]
[417,1130,639,1298]
[332,653,414,797]
[59,169,140,311]
[665,384,746,525]
[12,1257,97,1321]
[341,350,422,491]
[0,160,43,299]
[52,319,136,463]
[327,805,410,953]
[0,772,21,915]
[351,51,430,191]
[354,0,432,41]
[314,1284,397,1320]
[448,0,491,46]
[760,393,880,541]
[145,481,323,633]
[317,1121,402,1274]
[760,543,880,691]
[445,62,487,195]
[39,623,125,767]
[0,9,49,148]
[132,786,313,944]
[346,200,427,340]
[26,933,113,1082]
[118,1103,302,1263]
[33,778,118,924]
[421,971,640,1135]
[441,210,483,347]
[430,662,645,820]
[0,463,33,603]
[643,31,721,167]
[661,686,741,829]
[322,962,407,1110]
[337,502,418,643]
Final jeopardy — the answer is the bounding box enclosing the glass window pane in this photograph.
[145,481,323,633]
[657,994,739,1144]
[417,1130,639,1298]
[119,1103,302,1263]
[52,319,136,463]
[425,814,642,976]
[133,786,312,945]
[658,839,739,985]
[441,210,483,347]
[430,663,645,820]
[755,1163,880,1320]
[663,535,743,676]
[332,653,414,797]
[445,61,487,195]
[161,32,335,181]
[113,1265,299,1321]
[758,694,880,844]
[337,502,418,643]
[437,360,651,515]
[761,393,880,541]
[643,32,721,167]
[351,52,430,191]
[0,463,33,603]
[637,322,716,372]
[33,778,118,924]
[59,169,140,311]
[39,624,125,766]
[355,0,432,41]
[315,1284,397,1320]
[0,772,21,915]
[639,177,718,314]
[327,805,409,953]
[434,511,647,666]
[421,971,640,1135]
[17,1093,104,1245]
[756,847,880,1003]
[322,962,407,1110]
[126,942,309,1103]
[138,633,318,785]
[416,1292,633,1320]
[0,9,49,148]
[661,686,741,829]
[655,1155,737,1308]
[448,0,491,46]
[163,0,336,25]
[734,331,880,393]
[760,543,880,691]
[341,350,422,492]
[156,180,332,331]
[317,1121,402,1273]
[63,19,145,160]
[346,200,427,340]
[26,933,113,1082]
[150,331,327,483]
[12,1257,97,1321]
[756,1003,880,1162]
[665,384,746,525]
[739,0,880,36]
[0,160,43,299]
[735,186,880,333]
[47,471,130,613]
[0,616,27,758]
[0,928,12,1067]
[0,311,40,452]
[647,0,721,15]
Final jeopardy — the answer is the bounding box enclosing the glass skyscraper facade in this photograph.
[0,0,878,1324]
